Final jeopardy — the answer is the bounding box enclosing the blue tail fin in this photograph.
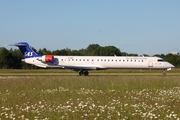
[10,42,42,58]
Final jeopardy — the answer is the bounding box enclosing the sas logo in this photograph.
[24,52,33,56]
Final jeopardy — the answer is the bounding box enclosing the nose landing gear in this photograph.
[163,69,166,76]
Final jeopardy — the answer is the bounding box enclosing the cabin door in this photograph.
[148,59,153,67]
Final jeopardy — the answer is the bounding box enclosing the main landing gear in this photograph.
[79,70,89,76]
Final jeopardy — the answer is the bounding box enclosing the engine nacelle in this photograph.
[41,55,54,63]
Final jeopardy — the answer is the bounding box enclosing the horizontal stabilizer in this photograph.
[9,43,27,47]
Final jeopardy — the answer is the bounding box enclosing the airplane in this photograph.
[10,42,174,76]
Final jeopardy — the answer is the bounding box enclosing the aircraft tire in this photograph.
[163,70,166,76]
[79,71,89,76]
[83,71,89,76]
[79,71,83,76]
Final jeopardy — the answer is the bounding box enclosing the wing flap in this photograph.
[46,65,100,70]
[64,66,97,70]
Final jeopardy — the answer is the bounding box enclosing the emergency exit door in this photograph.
[148,59,153,67]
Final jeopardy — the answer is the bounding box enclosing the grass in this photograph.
[0,68,180,75]
[0,69,180,119]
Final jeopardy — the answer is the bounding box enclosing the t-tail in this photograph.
[10,42,42,58]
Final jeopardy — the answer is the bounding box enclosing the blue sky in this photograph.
[1,0,180,55]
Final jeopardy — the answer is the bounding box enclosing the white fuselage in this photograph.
[23,56,174,70]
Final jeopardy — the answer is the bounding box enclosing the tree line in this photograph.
[0,44,180,69]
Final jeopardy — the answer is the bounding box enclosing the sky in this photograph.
[0,0,180,55]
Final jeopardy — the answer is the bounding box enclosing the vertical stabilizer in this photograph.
[10,42,42,58]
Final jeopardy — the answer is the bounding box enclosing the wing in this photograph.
[45,58,104,70]
[46,65,105,71]
[63,65,97,71]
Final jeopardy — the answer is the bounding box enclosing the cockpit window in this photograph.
[157,59,166,62]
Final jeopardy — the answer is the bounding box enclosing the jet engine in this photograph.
[40,55,54,63]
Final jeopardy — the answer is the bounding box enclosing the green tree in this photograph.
[0,47,14,68]
[70,50,82,56]
[79,48,88,56]
[121,52,128,56]
[128,53,138,56]
[9,48,22,68]
[165,54,179,66]
[87,44,100,55]
[38,48,51,55]
[175,56,180,67]
[97,46,122,56]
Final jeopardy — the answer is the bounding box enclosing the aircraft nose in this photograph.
[169,63,175,68]
[166,63,174,71]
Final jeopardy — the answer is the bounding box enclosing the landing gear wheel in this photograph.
[79,71,84,76]
[83,71,89,76]
[79,70,89,76]
[163,70,166,76]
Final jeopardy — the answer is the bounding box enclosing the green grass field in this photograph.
[0,69,180,119]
